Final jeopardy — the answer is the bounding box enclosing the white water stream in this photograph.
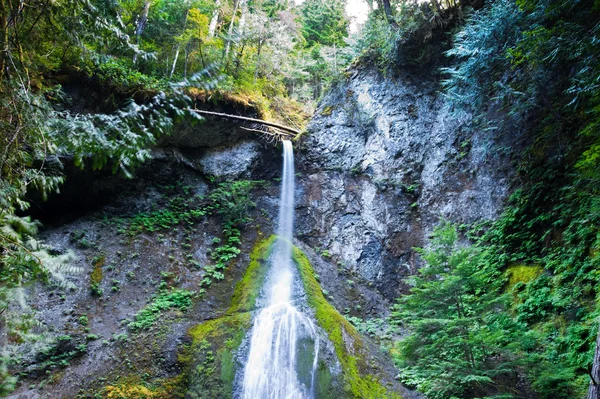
[241,140,320,399]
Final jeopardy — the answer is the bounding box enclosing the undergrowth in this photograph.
[128,289,196,331]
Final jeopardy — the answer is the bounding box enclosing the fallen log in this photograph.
[189,109,301,136]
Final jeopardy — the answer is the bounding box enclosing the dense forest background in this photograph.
[1,0,600,398]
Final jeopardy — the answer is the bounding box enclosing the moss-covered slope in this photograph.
[293,245,403,399]
[181,236,275,397]
[181,235,403,398]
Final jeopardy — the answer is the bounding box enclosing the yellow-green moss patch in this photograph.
[506,264,543,289]
[321,105,336,116]
[228,236,276,314]
[292,246,403,399]
[90,255,105,285]
[104,384,156,399]
[102,374,185,399]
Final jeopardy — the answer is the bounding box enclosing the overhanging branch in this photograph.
[189,108,300,137]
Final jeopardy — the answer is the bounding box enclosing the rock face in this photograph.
[198,141,261,179]
[296,67,519,299]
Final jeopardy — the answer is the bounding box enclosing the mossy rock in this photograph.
[293,245,404,399]
[321,105,336,116]
[102,375,185,399]
[185,313,252,398]
[181,236,276,398]
[228,236,276,314]
[90,255,105,285]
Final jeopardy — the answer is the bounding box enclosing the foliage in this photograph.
[207,180,261,228]
[128,288,195,331]
[300,0,349,47]
[473,172,600,398]
[442,0,526,112]
[434,1,600,395]
[345,316,393,340]
[119,196,207,236]
[115,179,260,291]
[352,0,470,71]
[25,334,89,377]
[391,222,522,399]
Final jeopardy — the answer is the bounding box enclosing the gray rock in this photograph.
[296,67,521,298]
[198,141,260,179]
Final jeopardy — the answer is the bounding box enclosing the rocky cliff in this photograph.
[296,66,520,299]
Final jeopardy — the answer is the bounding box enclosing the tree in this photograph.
[391,222,522,399]
[376,0,397,27]
[207,0,221,38]
[300,0,349,48]
[588,325,600,399]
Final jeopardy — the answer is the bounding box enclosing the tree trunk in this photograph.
[0,307,9,391]
[0,0,9,86]
[184,46,188,78]
[136,1,152,36]
[254,39,262,84]
[231,0,247,75]
[170,45,181,78]
[199,42,206,68]
[133,0,152,63]
[223,0,239,63]
[170,5,190,78]
[189,109,300,136]
[208,0,221,39]
[237,0,247,38]
[333,43,337,71]
[234,42,245,75]
[378,0,398,28]
[588,323,600,399]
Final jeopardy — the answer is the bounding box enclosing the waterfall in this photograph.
[241,140,320,399]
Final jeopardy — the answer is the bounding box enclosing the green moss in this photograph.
[90,255,105,285]
[90,255,105,296]
[292,245,403,399]
[182,236,274,398]
[228,235,275,314]
[321,105,336,116]
[186,313,252,397]
[101,374,186,399]
[506,264,543,289]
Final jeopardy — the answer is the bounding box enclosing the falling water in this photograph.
[241,140,320,399]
